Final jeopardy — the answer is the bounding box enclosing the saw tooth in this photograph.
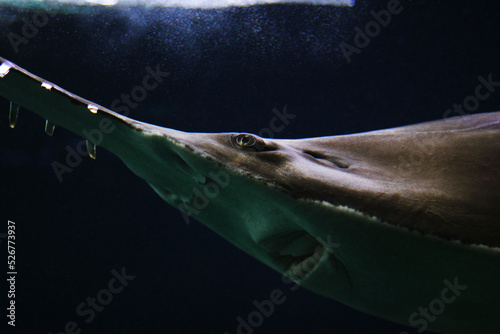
[41,82,53,90]
[86,140,96,160]
[87,104,98,114]
[0,62,11,77]
[9,101,19,128]
[45,120,55,136]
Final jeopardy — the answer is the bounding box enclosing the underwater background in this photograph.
[1,0,499,333]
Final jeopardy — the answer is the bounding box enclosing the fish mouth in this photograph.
[258,231,327,282]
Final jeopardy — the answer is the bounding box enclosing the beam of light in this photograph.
[0,0,355,8]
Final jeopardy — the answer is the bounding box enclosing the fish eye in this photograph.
[232,133,269,152]
[234,134,257,148]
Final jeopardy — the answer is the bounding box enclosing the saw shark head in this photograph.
[117,126,349,286]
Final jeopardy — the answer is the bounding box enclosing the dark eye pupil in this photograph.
[236,134,256,147]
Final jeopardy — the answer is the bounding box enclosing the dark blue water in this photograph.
[1,0,499,333]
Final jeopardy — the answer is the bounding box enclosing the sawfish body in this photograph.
[1,57,499,333]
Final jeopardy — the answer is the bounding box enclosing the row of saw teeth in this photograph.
[8,101,97,160]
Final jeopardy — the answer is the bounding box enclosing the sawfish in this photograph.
[1,57,499,333]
